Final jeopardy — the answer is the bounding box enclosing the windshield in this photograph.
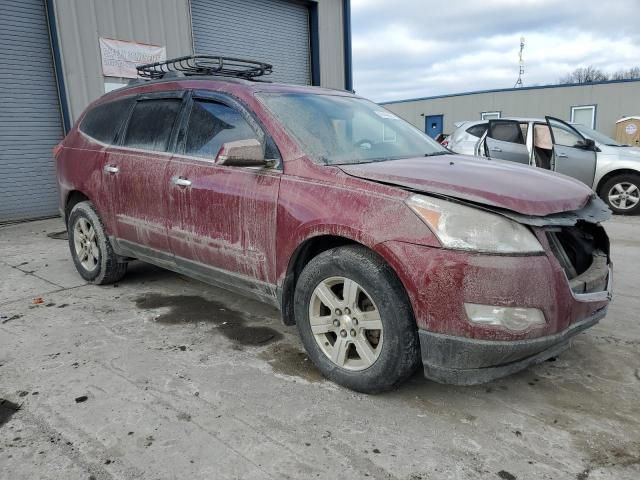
[572,124,625,147]
[257,93,448,165]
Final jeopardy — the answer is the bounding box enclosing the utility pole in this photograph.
[514,37,525,88]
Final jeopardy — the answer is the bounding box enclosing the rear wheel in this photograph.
[600,174,640,215]
[294,245,420,393]
[67,201,127,284]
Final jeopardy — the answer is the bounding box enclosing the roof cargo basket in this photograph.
[136,55,272,80]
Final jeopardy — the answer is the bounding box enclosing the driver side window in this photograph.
[548,119,583,148]
[184,100,259,161]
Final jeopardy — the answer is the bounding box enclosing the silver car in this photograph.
[448,117,640,214]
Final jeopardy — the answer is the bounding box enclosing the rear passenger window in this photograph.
[80,98,134,144]
[489,122,525,144]
[122,99,182,152]
[184,100,259,160]
[466,124,488,138]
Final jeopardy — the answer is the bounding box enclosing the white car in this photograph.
[448,117,640,214]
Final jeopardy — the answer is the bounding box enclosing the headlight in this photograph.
[406,195,543,254]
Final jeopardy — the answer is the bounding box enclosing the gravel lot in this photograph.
[1,216,639,480]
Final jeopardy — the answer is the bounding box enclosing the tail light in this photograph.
[53,142,63,158]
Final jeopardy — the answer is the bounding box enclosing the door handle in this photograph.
[490,147,502,152]
[173,177,192,187]
[557,153,569,158]
[103,165,119,174]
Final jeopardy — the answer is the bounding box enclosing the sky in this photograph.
[351,0,640,102]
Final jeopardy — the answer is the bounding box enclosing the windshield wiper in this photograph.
[424,151,450,157]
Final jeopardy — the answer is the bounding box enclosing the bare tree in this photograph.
[611,67,640,80]
[559,66,609,84]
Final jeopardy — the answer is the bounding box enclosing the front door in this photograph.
[425,115,443,139]
[546,116,597,187]
[105,93,185,256]
[166,93,281,298]
[485,120,530,164]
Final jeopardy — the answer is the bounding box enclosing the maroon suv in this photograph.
[55,58,612,392]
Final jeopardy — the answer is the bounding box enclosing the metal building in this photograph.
[0,0,352,222]
[382,79,640,140]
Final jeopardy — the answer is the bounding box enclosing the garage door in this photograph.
[191,0,311,85]
[0,0,64,222]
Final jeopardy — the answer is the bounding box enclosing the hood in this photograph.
[597,144,640,158]
[339,155,593,216]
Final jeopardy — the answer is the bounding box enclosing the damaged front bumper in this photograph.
[420,267,612,385]
[377,194,613,386]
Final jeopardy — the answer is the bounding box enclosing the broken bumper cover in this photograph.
[419,306,607,385]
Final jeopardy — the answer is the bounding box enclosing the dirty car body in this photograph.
[55,76,613,391]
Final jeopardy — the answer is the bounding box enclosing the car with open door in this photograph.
[55,56,613,393]
[471,117,640,214]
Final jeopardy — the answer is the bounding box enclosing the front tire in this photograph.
[294,245,420,393]
[67,201,127,284]
[599,174,640,215]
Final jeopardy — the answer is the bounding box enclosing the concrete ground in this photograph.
[0,216,638,480]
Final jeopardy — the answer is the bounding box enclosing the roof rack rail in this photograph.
[136,55,273,80]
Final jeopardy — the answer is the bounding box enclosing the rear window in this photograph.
[80,98,134,144]
[465,123,488,138]
[122,99,183,152]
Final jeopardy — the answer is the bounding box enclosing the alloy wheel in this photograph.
[308,276,383,371]
[73,217,99,272]
[608,182,639,210]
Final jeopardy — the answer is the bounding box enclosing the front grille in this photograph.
[546,222,610,294]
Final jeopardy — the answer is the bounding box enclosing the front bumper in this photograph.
[419,306,607,385]
[375,239,612,385]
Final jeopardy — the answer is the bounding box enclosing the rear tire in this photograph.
[294,245,420,393]
[599,174,640,215]
[67,201,127,284]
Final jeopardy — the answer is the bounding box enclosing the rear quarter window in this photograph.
[465,124,488,138]
[80,98,134,144]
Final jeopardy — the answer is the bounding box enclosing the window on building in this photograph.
[570,105,596,129]
[481,111,501,120]
[80,98,134,144]
[122,99,183,152]
[184,100,259,160]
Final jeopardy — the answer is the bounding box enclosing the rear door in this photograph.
[546,116,597,187]
[165,91,281,296]
[105,92,185,257]
[485,120,529,164]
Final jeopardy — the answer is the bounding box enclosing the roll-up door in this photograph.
[191,0,311,85]
[0,0,65,222]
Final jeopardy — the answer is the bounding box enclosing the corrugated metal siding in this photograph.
[384,81,640,137]
[53,0,194,122]
[0,0,64,221]
[191,0,311,85]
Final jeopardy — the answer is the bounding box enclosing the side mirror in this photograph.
[576,138,596,150]
[215,139,272,167]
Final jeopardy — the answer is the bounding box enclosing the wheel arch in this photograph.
[64,190,91,225]
[278,233,416,327]
[595,168,640,195]
[280,235,360,326]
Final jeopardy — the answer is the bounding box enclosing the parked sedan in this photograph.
[448,117,640,214]
[55,57,612,392]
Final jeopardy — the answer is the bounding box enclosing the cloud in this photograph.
[351,0,640,102]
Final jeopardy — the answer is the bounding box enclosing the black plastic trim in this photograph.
[419,307,606,385]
